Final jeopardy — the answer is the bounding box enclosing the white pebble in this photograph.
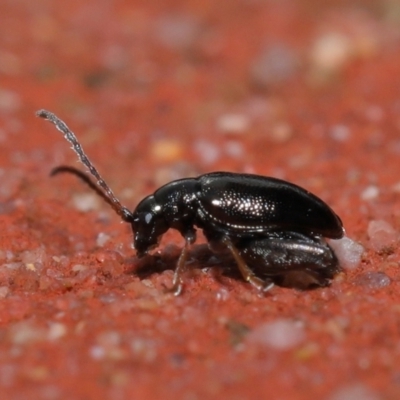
[155,13,200,50]
[330,124,351,142]
[130,338,158,362]
[215,288,230,301]
[20,246,46,264]
[0,89,21,113]
[72,192,101,212]
[6,250,14,261]
[10,321,46,344]
[193,139,220,165]
[270,122,293,143]
[360,185,379,200]
[216,113,250,134]
[328,236,364,270]
[3,262,23,270]
[89,345,105,360]
[354,272,391,289]
[367,220,397,251]
[224,141,244,158]
[72,264,88,273]
[97,331,121,347]
[310,33,352,72]
[327,383,382,400]
[0,286,9,298]
[48,323,67,340]
[247,318,305,350]
[96,232,110,247]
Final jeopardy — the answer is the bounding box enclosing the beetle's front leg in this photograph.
[168,230,197,295]
[168,243,189,295]
[222,237,274,292]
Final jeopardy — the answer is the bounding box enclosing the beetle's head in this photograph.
[131,195,169,257]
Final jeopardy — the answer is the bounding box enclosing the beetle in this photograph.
[36,109,344,295]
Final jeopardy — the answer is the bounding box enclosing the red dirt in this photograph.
[1,1,400,399]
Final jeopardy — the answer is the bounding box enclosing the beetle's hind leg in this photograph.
[236,233,340,289]
[222,237,274,292]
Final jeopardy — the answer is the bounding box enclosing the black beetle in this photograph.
[36,109,344,295]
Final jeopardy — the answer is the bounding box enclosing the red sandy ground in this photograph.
[0,1,400,399]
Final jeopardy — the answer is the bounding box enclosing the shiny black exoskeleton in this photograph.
[37,109,345,295]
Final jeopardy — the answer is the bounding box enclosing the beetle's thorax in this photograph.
[132,178,199,256]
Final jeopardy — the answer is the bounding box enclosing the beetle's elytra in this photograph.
[37,109,345,295]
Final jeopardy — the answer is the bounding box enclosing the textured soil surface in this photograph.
[1,1,400,399]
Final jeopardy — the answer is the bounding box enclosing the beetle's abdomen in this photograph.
[197,172,343,239]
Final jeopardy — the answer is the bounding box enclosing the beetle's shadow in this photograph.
[127,244,242,282]
[127,244,332,290]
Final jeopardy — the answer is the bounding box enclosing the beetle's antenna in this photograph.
[36,109,133,223]
[50,165,120,207]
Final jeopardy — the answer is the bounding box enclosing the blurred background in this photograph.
[1,1,399,184]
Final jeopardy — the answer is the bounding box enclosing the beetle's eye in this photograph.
[144,213,153,224]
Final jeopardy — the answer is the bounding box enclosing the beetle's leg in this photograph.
[169,241,190,296]
[222,237,274,292]
[168,230,196,296]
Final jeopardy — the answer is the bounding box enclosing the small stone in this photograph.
[361,185,379,200]
[269,122,293,143]
[0,89,21,113]
[51,255,70,268]
[3,262,23,270]
[48,322,67,340]
[10,321,46,344]
[0,286,9,298]
[354,271,391,289]
[216,113,250,134]
[97,331,121,348]
[328,236,364,270]
[330,125,351,142]
[72,264,88,272]
[327,383,382,400]
[224,141,244,158]
[294,342,320,360]
[251,45,298,87]
[216,288,230,301]
[130,338,158,363]
[96,232,110,247]
[110,371,130,386]
[193,139,220,165]
[25,263,36,271]
[150,139,184,162]
[90,345,105,360]
[72,192,101,212]
[247,318,305,350]
[155,13,201,50]
[367,220,397,251]
[310,33,352,73]
[20,246,47,265]
[25,366,49,381]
